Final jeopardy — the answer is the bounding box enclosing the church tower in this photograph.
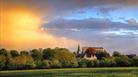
[77,43,80,55]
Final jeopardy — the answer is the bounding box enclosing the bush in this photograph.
[25,62,36,69]
[114,56,131,66]
[100,58,116,67]
[78,59,88,68]
[50,59,62,68]
[42,60,51,68]
[99,59,107,67]
[132,56,138,66]
[87,60,94,67]
[70,61,79,68]
[93,60,100,67]
[109,58,116,66]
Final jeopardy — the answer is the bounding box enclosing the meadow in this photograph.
[0,67,138,77]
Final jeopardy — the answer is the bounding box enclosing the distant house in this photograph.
[76,44,107,60]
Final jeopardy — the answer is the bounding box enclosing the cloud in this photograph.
[102,29,138,36]
[1,0,137,54]
[125,18,138,25]
[1,0,137,19]
[45,18,138,31]
[69,28,81,32]
[0,3,78,50]
[96,7,118,16]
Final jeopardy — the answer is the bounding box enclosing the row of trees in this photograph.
[0,48,138,70]
[0,48,78,70]
[78,55,138,67]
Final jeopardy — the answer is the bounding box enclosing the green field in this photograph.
[0,67,138,77]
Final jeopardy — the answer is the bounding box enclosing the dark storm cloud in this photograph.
[44,18,138,30]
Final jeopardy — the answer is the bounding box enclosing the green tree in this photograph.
[93,60,100,67]
[0,55,6,70]
[99,58,116,67]
[0,48,8,56]
[50,59,61,68]
[78,59,88,68]
[96,51,110,59]
[53,48,78,68]
[114,56,131,66]
[7,55,34,69]
[113,51,121,57]
[38,60,51,69]
[10,50,19,57]
[132,56,138,66]
[30,49,42,61]
[87,60,94,67]
[20,51,29,56]
[42,48,55,60]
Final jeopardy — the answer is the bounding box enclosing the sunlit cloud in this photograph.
[0,5,78,50]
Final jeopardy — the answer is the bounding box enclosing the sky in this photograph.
[0,0,138,54]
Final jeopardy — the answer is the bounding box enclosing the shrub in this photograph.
[132,56,138,66]
[50,59,62,68]
[42,60,51,68]
[78,59,88,68]
[93,60,100,67]
[114,56,131,66]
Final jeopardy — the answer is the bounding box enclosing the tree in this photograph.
[43,60,51,68]
[78,59,88,68]
[96,51,110,59]
[20,51,29,56]
[53,48,78,68]
[87,60,94,67]
[0,48,8,56]
[99,58,116,67]
[7,55,34,70]
[30,49,42,61]
[113,51,121,57]
[42,48,55,60]
[109,58,116,67]
[132,56,138,66]
[10,50,19,57]
[0,48,9,70]
[93,60,100,67]
[99,59,107,67]
[50,59,61,68]
[0,55,6,70]
[114,56,131,66]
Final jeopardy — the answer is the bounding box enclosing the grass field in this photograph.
[0,67,138,77]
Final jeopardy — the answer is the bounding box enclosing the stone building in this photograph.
[76,44,107,60]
